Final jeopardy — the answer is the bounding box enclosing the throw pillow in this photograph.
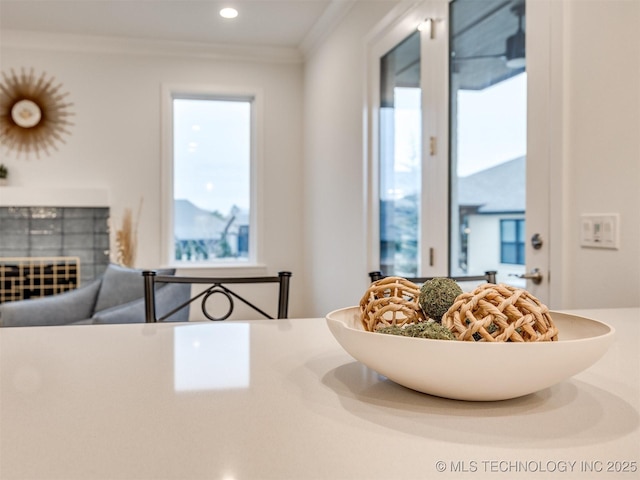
[93,264,174,313]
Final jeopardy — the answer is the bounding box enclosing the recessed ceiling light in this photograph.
[220,7,238,19]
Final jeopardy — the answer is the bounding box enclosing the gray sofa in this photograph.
[0,264,191,327]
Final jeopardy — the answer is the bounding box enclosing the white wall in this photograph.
[560,0,640,308]
[302,1,399,316]
[0,32,306,317]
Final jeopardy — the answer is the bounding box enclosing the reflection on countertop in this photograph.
[174,323,250,392]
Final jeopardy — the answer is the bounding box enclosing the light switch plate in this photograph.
[580,214,619,249]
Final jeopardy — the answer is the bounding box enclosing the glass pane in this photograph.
[449,0,527,282]
[379,31,421,277]
[517,218,526,242]
[173,98,251,262]
[501,243,518,264]
[500,219,525,264]
[501,219,516,242]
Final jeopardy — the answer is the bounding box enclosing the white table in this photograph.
[1,308,638,479]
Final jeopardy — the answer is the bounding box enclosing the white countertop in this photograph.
[1,308,638,479]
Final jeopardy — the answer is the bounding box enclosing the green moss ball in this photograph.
[419,278,463,322]
[378,321,456,340]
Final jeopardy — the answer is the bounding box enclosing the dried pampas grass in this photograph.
[111,199,142,268]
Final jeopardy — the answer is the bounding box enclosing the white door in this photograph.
[366,0,555,304]
[523,0,562,305]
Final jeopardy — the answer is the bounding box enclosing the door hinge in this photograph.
[418,18,439,40]
[429,136,437,156]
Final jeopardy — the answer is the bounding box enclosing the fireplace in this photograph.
[0,256,80,303]
[0,187,111,294]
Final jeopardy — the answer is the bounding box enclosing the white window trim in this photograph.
[160,83,265,270]
[364,0,450,277]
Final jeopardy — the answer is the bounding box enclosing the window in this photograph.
[163,87,259,265]
[379,31,422,277]
[450,0,527,278]
[500,219,525,265]
[370,0,527,283]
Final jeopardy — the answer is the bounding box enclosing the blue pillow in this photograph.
[91,283,190,324]
[93,264,175,313]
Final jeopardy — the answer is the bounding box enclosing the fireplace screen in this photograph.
[0,257,79,303]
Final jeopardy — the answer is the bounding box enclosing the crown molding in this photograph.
[363,0,425,47]
[0,29,303,65]
[299,0,357,58]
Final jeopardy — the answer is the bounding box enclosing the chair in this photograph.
[368,270,497,285]
[143,270,292,322]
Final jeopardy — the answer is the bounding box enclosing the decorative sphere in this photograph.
[360,277,426,332]
[419,278,463,322]
[442,283,558,342]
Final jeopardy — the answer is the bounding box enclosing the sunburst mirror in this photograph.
[0,68,74,157]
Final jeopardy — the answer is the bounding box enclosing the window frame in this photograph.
[365,1,450,277]
[161,84,264,269]
[500,218,526,265]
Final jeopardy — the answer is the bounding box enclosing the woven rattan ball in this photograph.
[360,277,426,332]
[442,283,558,342]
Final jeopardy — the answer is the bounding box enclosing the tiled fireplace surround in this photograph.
[0,207,110,284]
[0,188,111,285]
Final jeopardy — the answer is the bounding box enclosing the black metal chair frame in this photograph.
[143,270,292,323]
[368,270,497,285]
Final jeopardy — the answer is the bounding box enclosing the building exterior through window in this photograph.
[375,0,527,283]
[171,96,252,264]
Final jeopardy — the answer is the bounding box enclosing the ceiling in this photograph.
[0,0,524,88]
[0,0,336,49]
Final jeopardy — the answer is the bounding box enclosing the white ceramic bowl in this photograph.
[326,306,615,401]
